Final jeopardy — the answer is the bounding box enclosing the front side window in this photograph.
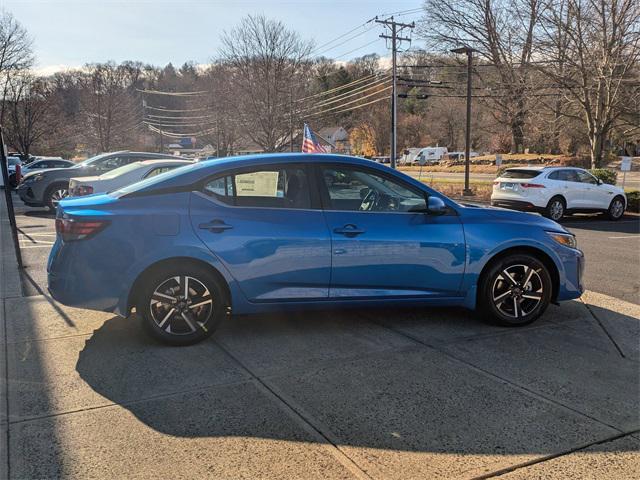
[321,166,426,212]
[576,170,598,184]
[94,156,129,172]
[203,166,310,209]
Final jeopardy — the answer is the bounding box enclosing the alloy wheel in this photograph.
[549,200,564,221]
[610,199,624,219]
[51,188,69,206]
[149,275,214,335]
[491,264,544,319]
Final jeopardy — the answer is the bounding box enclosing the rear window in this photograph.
[500,169,542,179]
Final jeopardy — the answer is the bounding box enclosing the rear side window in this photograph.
[501,169,541,179]
[203,167,311,209]
[549,169,579,182]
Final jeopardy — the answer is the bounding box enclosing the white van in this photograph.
[416,147,448,165]
[400,148,422,165]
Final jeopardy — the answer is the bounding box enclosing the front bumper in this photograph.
[556,247,584,301]
[17,183,41,205]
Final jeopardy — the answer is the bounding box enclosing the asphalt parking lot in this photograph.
[1,194,639,479]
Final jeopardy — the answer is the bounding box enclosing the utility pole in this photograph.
[451,46,476,196]
[289,87,294,152]
[377,16,414,169]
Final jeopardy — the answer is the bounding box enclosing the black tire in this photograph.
[44,182,69,211]
[606,195,625,221]
[136,263,227,346]
[478,253,552,327]
[545,196,565,221]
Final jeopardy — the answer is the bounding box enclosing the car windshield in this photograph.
[76,152,117,167]
[99,162,144,179]
[500,169,542,179]
[111,162,198,196]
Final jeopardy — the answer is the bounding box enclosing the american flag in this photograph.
[301,123,327,153]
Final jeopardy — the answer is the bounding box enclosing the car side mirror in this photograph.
[427,196,447,215]
[597,179,602,185]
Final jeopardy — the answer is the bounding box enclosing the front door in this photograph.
[190,164,331,302]
[317,165,466,299]
[576,170,610,209]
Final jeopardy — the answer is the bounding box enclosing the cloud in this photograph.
[32,64,82,76]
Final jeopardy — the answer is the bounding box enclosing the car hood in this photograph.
[459,202,570,233]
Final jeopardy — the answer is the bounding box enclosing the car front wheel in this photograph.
[45,183,69,211]
[479,254,552,327]
[137,263,227,346]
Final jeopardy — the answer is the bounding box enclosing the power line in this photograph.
[331,39,381,61]
[306,85,392,117]
[313,94,390,119]
[137,89,208,96]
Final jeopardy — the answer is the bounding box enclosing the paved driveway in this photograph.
[2,195,639,479]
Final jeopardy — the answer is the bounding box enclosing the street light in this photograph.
[451,46,476,196]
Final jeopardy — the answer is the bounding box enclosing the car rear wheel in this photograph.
[137,263,227,346]
[607,196,625,220]
[45,183,69,211]
[545,197,565,221]
[478,254,552,327]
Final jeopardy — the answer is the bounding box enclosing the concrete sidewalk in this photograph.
[1,194,639,479]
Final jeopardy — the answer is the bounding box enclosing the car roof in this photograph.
[138,159,193,166]
[118,153,428,196]
[504,166,546,171]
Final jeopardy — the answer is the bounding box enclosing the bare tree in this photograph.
[420,0,544,152]
[539,0,640,167]
[0,11,33,123]
[5,73,52,158]
[219,14,313,152]
[81,62,142,152]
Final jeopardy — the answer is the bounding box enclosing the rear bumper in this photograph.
[491,199,544,213]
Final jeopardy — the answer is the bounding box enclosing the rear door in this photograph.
[317,164,466,299]
[190,163,332,302]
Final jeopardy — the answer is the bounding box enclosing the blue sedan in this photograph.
[48,154,584,345]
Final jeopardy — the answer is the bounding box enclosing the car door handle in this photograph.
[199,220,233,233]
[333,224,365,237]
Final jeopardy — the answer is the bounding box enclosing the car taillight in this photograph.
[55,218,108,241]
[520,183,545,188]
[75,185,94,196]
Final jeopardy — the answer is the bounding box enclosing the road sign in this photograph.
[620,156,632,172]
[495,154,502,166]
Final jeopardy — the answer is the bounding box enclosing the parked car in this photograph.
[49,153,584,346]
[18,151,183,210]
[3,156,22,187]
[491,166,626,221]
[20,158,75,176]
[69,159,193,197]
[448,151,480,162]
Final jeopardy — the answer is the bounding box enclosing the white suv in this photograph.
[491,167,626,221]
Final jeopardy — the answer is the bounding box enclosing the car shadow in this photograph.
[74,305,639,457]
[560,213,639,233]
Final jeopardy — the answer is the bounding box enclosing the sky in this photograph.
[1,0,422,74]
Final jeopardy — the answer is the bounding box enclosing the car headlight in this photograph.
[547,231,577,249]
[27,174,43,183]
